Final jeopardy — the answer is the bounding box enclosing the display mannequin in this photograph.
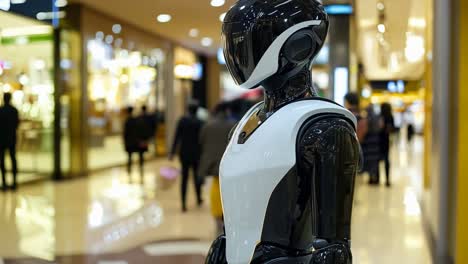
[205,0,360,263]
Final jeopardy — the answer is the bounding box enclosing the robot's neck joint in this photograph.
[261,65,317,116]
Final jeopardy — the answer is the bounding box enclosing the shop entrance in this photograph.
[0,12,54,183]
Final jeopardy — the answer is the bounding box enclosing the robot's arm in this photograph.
[297,115,359,263]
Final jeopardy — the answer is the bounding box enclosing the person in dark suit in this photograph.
[0,93,20,191]
[170,101,204,212]
[123,106,147,181]
[380,102,395,187]
[140,105,158,153]
[362,105,383,185]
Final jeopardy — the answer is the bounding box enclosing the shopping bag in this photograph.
[158,165,179,190]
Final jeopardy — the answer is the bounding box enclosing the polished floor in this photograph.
[0,137,431,264]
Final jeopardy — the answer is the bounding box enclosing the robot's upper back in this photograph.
[219,98,356,264]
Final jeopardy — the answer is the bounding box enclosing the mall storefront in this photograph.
[0,11,55,183]
[60,4,178,176]
[0,5,191,181]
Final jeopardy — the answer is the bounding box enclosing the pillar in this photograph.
[455,0,468,262]
[207,57,221,110]
[328,15,351,105]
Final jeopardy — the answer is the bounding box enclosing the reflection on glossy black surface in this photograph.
[205,235,228,264]
[299,117,358,242]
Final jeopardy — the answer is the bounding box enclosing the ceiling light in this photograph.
[377,2,385,11]
[377,24,386,33]
[201,37,213,47]
[211,0,225,7]
[219,12,226,22]
[11,0,27,4]
[409,18,426,28]
[112,24,122,34]
[96,31,104,40]
[189,28,199,37]
[105,35,114,44]
[36,11,66,20]
[157,14,172,23]
[55,0,67,8]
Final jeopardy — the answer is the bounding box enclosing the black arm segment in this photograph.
[297,115,359,264]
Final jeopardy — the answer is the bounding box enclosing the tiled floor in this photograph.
[0,137,431,263]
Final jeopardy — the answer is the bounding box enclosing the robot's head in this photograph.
[222,0,329,89]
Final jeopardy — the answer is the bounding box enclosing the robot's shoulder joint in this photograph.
[297,113,358,152]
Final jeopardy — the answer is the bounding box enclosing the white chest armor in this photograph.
[219,99,356,264]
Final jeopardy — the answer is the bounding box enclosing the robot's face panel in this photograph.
[222,0,328,89]
[222,20,279,87]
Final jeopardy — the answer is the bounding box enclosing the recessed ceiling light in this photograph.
[157,14,172,23]
[377,24,386,33]
[96,31,104,40]
[105,35,114,44]
[112,24,122,34]
[189,28,199,37]
[55,0,68,8]
[219,12,226,22]
[201,37,213,47]
[377,2,385,11]
[36,11,66,20]
[211,0,225,7]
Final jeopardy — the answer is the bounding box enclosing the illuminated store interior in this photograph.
[86,33,162,169]
[0,11,54,181]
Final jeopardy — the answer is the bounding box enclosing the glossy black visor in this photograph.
[222,21,277,88]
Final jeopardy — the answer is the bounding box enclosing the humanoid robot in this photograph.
[205,0,360,263]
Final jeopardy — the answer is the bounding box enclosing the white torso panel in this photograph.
[219,99,356,264]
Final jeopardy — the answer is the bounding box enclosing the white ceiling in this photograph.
[2,0,429,80]
[70,0,237,56]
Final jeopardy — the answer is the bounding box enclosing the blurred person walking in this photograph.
[170,101,204,212]
[0,93,19,191]
[380,103,395,187]
[361,105,383,185]
[140,105,158,153]
[407,123,415,144]
[199,102,236,235]
[344,93,368,143]
[123,106,148,182]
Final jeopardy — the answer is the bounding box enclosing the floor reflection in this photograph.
[0,138,432,263]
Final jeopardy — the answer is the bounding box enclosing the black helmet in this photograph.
[222,0,329,89]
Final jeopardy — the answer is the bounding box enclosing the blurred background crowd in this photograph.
[0,0,467,263]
